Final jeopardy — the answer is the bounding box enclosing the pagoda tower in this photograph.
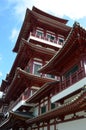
[0,6,71,130]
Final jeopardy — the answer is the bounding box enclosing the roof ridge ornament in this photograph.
[73,21,80,27]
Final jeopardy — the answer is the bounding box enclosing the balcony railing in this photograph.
[60,67,85,91]
[8,67,85,111]
[8,89,30,111]
[28,32,64,47]
[8,94,22,111]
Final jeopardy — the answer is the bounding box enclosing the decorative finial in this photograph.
[73,21,80,27]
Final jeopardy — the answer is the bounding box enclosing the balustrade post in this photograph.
[69,74,72,86]
[76,71,78,82]
[59,76,62,91]
[38,101,40,115]
[64,78,66,89]
[59,82,62,92]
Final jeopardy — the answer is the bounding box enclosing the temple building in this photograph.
[0,6,86,130]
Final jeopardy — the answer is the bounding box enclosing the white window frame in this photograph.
[46,33,55,41]
[58,37,64,45]
[36,29,44,38]
[33,61,42,76]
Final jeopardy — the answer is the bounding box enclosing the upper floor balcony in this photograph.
[61,67,85,89]
[51,67,86,103]
[28,32,64,50]
[7,67,86,117]
[7,88,35,112]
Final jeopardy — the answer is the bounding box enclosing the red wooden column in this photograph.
[29,58,34,74]
[38,101,41,115]
[47,121,50,130]
[42,122,44,130]
[54,119,56,130]
[83,59,86,76]
[59,75,63,91]
[33,26,36,36]
[48,94,50,111]
[44,29,46,40]
[37,123,40,130]
[24,127,28,130]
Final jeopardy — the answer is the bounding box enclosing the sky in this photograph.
[0,0,86,85]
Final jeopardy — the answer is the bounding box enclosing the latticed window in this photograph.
[36,30,44,38]
[47,33,55,41]
[58,38,64,45]
[33,62,42,76]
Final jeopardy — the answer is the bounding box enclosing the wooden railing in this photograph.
[60,67,85,91]
[29,32,64,46]
[8,94,22,111]
[8,67,86,111]
[8,89,30,111]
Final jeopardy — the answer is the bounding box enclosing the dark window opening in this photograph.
[58,38,64,45]
[51,103,55,109]
[41,106,46,114]
[36,30,43,37]
[47,34,55,41]
[64,65,78,78]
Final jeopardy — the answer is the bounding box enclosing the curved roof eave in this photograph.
[5,67,56,100]
[26,87,86,124]
[13,6,71,53]
[39,22,86,75]
[32,6,68,24]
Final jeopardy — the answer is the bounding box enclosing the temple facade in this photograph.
[0,6,86,130]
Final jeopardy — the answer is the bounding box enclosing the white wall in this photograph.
[57,118,86,130]
[51,77,86,103]
[50,125,54,130]
[44,127,47,130]
[33,106,38,116]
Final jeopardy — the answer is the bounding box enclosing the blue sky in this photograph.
[0,0,86,85]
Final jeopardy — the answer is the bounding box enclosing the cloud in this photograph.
[6,0,86,21]
[7,0,34,21]
[9,28,19,43]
